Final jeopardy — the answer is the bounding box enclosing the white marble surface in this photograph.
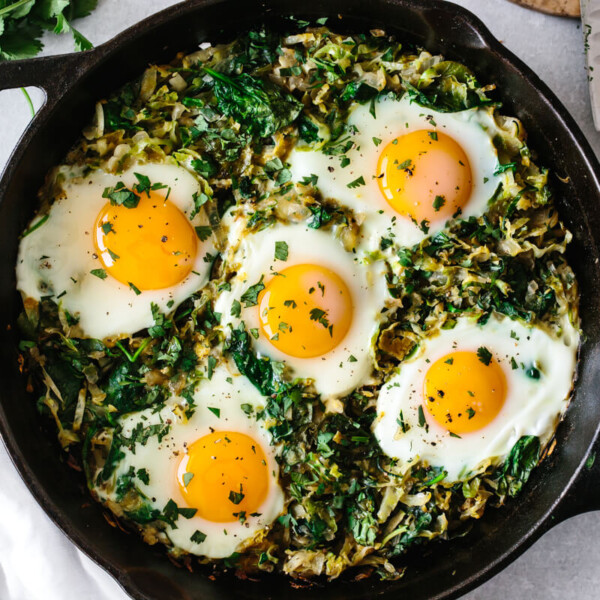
[0,1,598,598]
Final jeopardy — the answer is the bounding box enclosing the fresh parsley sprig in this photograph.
[0,0,98,61]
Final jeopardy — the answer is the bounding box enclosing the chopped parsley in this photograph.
[191,530,207,544]
[274,241,289,261]
[90,268,107,280]
[433,195,446,212]
[347,175,365,188]
[476,346,492,366]
[240,276,265,307]
[228,485,245,505]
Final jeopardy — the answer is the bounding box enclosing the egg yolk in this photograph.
[377,129,473,224]
[257,263,353,359]
[423,350,507,435]
[94,191,197,290]
[177,431,269,523]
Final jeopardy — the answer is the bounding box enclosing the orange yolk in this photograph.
[423,351,507,435]
[377,129,473,224]
[177,431,269,523]
[94,191,197,290]
[257,263,353,359]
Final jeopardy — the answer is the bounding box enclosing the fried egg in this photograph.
[289,94,502,251]
[93,364,284,558]
[215,217,388,397]
[16,162,214,339]
[374,315,579,481]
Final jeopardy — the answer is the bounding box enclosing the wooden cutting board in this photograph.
[508,0,580,16]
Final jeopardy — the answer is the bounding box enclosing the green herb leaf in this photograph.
[228,485,245,505]
[274,240,289,261]
[476,346,492,366]
[433,195,445,212]
[128,282,141,295]
[207,355,217,380]
[102,182,139,208]
[137,468,150,485]
[231,299,242,318]
[191,530,207,543]
[240,275,265,307]
[195,225,212,241]
[347,175,365,189]
[90,268,107,280]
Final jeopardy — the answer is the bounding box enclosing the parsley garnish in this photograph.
[309,308,330,330]
[191,530,207,544]
[161,499,197,527]
[299,173,319,186]
[347,175,365,189]
[190,191,209,219]
[240,276,265,307]
[433,195,446,212]
[207,355,217,380]
[148,303,171,338]
[90,268,107,280]
[191,158,217,178]
[195,225,212,241]
[183,472,194,487]
[476,346,492,365]
[397,410,409,433]
[208,407,220,418]
[133,172,168,196]
[128,282,141,295]
[274,241,289,261]
[231,299,242,317]
[137,468,150,485]
[228,485,245,505]
[0,0,96,60]
[102,182,139,209]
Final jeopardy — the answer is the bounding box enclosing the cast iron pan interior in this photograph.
[0,1,599,599]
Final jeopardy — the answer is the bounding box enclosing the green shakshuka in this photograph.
[15,23,579,581]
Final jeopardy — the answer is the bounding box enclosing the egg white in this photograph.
[16,162,214,340]
[289,94,502,253]
[93,363,284,558]
[215,215,389,397]
[374,314,579,481]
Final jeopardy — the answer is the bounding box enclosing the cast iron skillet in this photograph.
[1,0,600,598]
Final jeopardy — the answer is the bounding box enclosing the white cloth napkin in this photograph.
[0,446,128,600]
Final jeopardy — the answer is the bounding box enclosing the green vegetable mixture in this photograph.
[17,22,579,582]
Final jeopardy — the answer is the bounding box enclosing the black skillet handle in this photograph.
[0,50,100,108]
